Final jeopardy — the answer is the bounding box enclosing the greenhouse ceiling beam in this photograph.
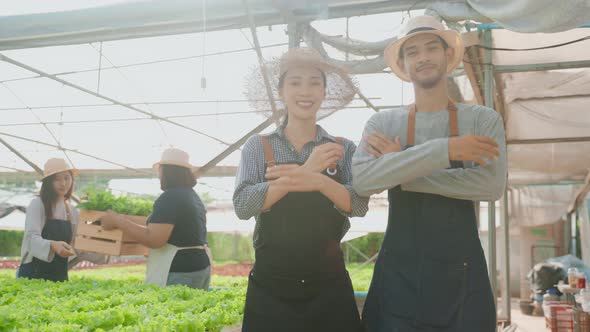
[196,0,281,177]
[0,96,380,111]
[510,181,585,187]
[0,42,288,84]
[0,166,238,182]
[196,117,275,177]
[244,0,279,116]
[0,137,43,174]
[462,46,485,105]
[0,104,401,127]
[493,72,507,123]
[273,4,380,113]
[507,137,590,145]
[0,165,29,172]
[0,53,232,146]
[568,171,590,214]
[495,60,590,73]
[357,93,380,112]
[0,132,151,176]
[0,0,439,51]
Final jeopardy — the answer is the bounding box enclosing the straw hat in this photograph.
[153,148,193,170]
[41,158,78,180]
[384,15,465,82]
[244,47,357,120]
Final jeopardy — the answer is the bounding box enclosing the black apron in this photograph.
[242,136,362,332]
[18,204,73,282]
[362,101,496,332]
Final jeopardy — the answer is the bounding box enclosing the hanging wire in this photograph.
[0,43,289,86]
[0,104,390,127]
[87,43,171,145]
[201,0,207,90]
[0,82,75,166]
[0,131,151,174]
[345,17,350,62]
[97,41,103,93]
[0,96,378,112]
[58,83,67,161]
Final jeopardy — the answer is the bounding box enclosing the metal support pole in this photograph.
[233,231,239,261]
[243,0,279,116]
[500,189,511,323]
[565,213,572,255]
[482,28,497,306]
[0,137,43,175]
[0,53,230,146]
[572,212,578,256]
[287,21,300,49]
[488,201,497,302]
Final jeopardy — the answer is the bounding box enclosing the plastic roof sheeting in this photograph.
[489,29,590,185]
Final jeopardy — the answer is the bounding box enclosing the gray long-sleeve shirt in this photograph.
[352,103,507,201]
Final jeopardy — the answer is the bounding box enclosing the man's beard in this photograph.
[414,69,445,89]
[412,63,446,89]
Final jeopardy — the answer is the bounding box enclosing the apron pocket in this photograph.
[416,257,467,327]
[245,273,278,314]
[381,255,419,321]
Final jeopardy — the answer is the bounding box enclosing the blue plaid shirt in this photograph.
[233,125,369,248]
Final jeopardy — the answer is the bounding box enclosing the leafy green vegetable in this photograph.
[0,262,375,331]
[77,190,153,216]
[0,275,245,331]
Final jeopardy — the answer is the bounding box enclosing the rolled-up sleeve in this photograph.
[335,139,369,218]
[25,198,54,262]
[233,136,270,220]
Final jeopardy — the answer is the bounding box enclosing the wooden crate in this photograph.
[74,209,149,256]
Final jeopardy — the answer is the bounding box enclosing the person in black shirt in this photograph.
[101,148,210,289]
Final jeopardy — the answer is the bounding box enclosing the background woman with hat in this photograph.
[17,158,79,282]
[234,48,369,332]
[100,148,211,289]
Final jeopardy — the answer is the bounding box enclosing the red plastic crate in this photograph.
[547,304,574,332]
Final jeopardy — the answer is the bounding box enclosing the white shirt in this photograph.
[20,197,80,264]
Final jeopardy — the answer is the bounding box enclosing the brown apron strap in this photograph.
[407,105,417,147]
[448,101,459,137]
[406,100,459,146]
[259,135,276,168]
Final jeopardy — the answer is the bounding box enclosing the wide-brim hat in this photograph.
[384,15,464,82]
[244,47,358,120]
[153,148,194,170]
[41,158,79,180]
